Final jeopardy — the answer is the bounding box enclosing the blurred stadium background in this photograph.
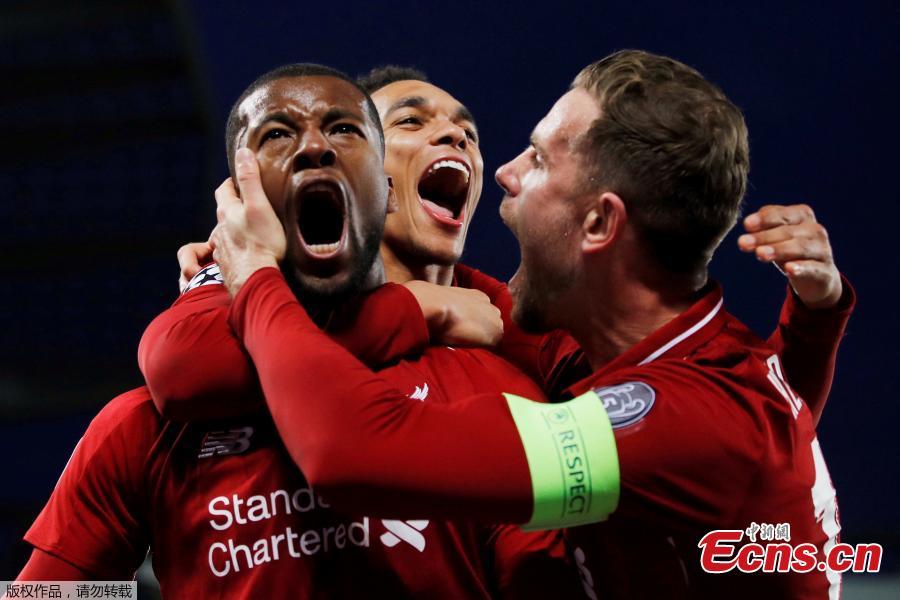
[1,0,896,597]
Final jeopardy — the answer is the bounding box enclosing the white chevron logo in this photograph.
[574,546,599,600]
[409,383,429,401]
[380,519,430,552]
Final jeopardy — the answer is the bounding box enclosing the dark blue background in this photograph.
[2,0,897,581]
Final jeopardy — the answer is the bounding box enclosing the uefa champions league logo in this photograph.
[593,382,656,429]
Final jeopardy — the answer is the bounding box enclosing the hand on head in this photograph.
[210,148,287,296]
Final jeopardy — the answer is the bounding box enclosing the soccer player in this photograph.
[167,66,848,419]
[18,64,582,598]
[360,66,850,417]
[205,51,851,598]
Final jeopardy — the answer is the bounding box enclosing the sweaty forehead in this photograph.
[372,80,466,119]
[240,75,367,125]
[534,87,600,151]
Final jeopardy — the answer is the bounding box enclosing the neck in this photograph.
[287,260,386,327]
[380,242,454,286]
[568,265,702,370]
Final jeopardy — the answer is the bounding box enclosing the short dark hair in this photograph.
[357,65,429,94]
[573,50,749,275]
[224,63,384,177]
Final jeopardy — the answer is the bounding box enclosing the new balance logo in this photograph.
[409,383,429,401]
[199,427,254,458]
[380,520,429,552]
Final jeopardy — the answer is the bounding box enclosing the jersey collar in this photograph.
[566,282,727,397]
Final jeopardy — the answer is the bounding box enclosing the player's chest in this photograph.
[153,419,334,529]
[383,347,513,403]
[146,420,483,570]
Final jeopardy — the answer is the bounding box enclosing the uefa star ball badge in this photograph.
[592,382,656,429]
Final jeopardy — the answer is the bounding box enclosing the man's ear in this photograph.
[582,192,626,254]
[386,176,398,213]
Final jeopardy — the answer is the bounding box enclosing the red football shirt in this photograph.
[220,268,848,599]
[558,285,841,599]
[137,268,433,421]
[453,263,854,425]
[26,277,582,598]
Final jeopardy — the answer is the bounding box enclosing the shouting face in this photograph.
[234,75,389,300]
[372,80,484,267]
[495,87,601,332]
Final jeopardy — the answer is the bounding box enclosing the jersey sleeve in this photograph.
[453,264,589,396]
[138,271,261,422]
[15,549,97,581]
[589,362,770,531]
[23,389,157,579]
[138,264,430,421]
[766,275,855,425]
[485,525,587,599]
[229,268,620,527]
[458,262,856,416]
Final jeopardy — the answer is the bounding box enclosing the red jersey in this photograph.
[136,267,433,421]
[25,275,582,599]
[216,268,851,599]
[558,284,841,599]
[453,264,854,426]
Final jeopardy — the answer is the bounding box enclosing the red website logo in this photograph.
[698,524,881,574]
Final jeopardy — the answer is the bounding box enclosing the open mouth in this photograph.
[296,181,347,256]
[417,158,470,227]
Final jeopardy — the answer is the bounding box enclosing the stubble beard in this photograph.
[511,256,577,334]
[513,285,556,334]
[284,217,385,318]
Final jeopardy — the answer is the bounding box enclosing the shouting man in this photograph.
[205,52,851,599]
[19,64,582,598]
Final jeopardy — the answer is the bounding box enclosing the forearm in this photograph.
[769,275,855,424]
[230,268,620,526]
[139,274,429,422]
[230,268,532,520]
[138,286,262,420]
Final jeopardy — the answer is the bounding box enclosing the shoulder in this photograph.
[419,346,548,402]
[90,386,161,433]
[626,306,788,403]
[77,386,166,463]
[595,323,793,444]
[44,387,168,525]
[702,311,779,366]
[23,387,162,578]
[452,263,507,296]
[691,313,795,412]
[469,348,549,400]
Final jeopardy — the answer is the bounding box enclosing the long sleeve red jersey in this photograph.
[25,265,586,598]
[220,267,847,599]
[24,383,583,598]
[128,262,852,598]
[452,263,855,425]
[138,262,853,424]
[138,264,432,421]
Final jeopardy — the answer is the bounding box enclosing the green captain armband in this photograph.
[504,391,619,530]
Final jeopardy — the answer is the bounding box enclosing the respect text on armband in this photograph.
[543,406,593,518]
